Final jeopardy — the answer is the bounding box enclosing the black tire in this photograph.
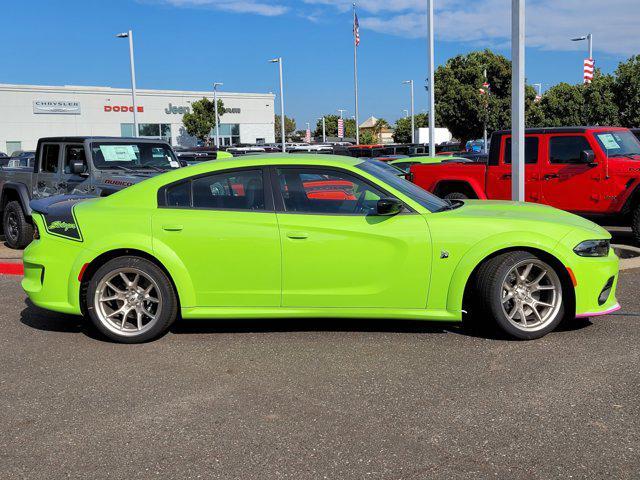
[86,256,178,343]
[3,200,33,249]
[475,251,565,340]
[444,192,468,200]
[632,204,640,245]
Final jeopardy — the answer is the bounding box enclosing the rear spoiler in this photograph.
[30,195,95,241]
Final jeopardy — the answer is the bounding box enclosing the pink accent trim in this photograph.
[576,303,621,318]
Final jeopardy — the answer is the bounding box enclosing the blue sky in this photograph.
[0,0,637,130]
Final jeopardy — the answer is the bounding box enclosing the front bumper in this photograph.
[570,247,620,318]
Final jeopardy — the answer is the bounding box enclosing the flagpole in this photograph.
[353,3,360,145]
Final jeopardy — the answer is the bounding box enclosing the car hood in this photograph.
[440,200,609,236]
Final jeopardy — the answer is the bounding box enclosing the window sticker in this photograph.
[597,134,621,151]
[100,145,139,161]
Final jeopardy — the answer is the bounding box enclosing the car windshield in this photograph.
[594,131,640,158]
[357,160,451,212]
[90,142,179,170]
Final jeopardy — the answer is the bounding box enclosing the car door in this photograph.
[152,167,281,307]
[540,134,601,212]
[34,143,62,197]
[485,135,542,202]
[272,165,431,309]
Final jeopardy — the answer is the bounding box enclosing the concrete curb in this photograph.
[613,244,640,271]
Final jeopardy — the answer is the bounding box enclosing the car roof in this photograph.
[493,126,630,135]
[37,136,171,144]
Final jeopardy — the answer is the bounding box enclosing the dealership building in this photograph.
[0,83,276,154]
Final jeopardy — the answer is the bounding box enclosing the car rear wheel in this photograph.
[86,256,178,343]
[3,200,33,249]
[475,251,565,339]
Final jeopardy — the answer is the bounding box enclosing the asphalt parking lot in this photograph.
[0,265,638,479]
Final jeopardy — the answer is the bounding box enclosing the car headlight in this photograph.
[573,239,610,257]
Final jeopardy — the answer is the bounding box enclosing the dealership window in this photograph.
[121,123,171,142]
[210,124,240,146]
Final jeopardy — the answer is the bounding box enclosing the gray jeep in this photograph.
[0,136,181,249]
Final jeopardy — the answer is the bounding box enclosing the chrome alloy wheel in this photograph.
[94,268,162,337]
[500,259,562,332]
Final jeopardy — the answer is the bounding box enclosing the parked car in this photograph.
[23,155,618,343]
[389,156,471,173]
[0,137,180,249]
[174,150,233,165]
[411,126,640,242]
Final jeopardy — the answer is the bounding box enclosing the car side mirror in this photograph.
[580,149,596,165]
[178,159,189,167]
[376,197,403,216]
[69,159,87,175]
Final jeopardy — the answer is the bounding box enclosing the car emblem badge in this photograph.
[440,250,449,259]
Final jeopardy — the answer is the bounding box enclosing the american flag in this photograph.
[584,58,595,84]
[337,118,344,138]
[353,13,360,46]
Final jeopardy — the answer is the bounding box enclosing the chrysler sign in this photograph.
[33,100,81,115]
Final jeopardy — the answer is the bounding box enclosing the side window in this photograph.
[549,136,591,164]
[165,181,190,207]
[41,144,60,173]
[64,145,86,174]
[277,167,387,215]
[504,137,539,164]
[192,169,264,210]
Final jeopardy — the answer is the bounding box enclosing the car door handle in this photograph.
[286,231,309,239]
[544,174,560,180]
[162,224,183,231]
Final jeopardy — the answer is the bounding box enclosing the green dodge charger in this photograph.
[22,155,619,343]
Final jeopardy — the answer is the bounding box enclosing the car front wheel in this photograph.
[476,251,565,339]
[86,256,178,343]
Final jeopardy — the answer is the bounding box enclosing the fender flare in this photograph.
[1,182,32,216]
[444,231,566,314]
[433,178,487,199]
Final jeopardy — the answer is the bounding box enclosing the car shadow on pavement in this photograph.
[19,299,594,342]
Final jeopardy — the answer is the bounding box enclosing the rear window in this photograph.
[503,137,539,164]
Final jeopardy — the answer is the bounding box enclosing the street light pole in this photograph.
[511,0,525,202]
[269,57,286,152]
[116,30,138,137]
[212,82,223,148]
[426,0,436,156]
[320,117,326,143]
[403,80,415,144]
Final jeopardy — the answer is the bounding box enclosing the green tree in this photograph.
[584,71,620,126]
[182,97,225,144]
[314,115,357,140]
[275,115,297,142]
[537,83,584,126]
[434,49,548,145]
[360,130,376,145]
[613,55,640,127]
[393,113,428,143]
[371,118,390,142]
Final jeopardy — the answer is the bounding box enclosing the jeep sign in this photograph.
[33,100,81,115]
[165,103,190,114]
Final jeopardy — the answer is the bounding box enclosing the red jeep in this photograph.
[411,127,640,241]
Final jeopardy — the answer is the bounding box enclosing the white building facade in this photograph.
[0,84,276,154]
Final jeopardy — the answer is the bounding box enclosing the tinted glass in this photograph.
[504,137,540,164]
[277,167,387,215]
[165,181,190,207]
[594,130,640,158]
[357,160,450,212]
[192,169,264,210]
[549,136,591,164]
[41,144,60,173]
